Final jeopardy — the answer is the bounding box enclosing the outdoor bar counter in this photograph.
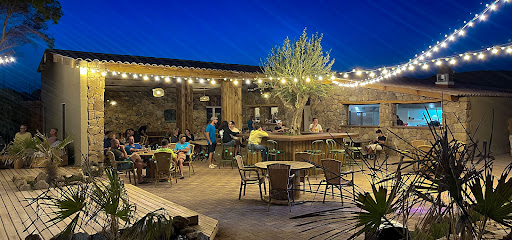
[240,132,359,162]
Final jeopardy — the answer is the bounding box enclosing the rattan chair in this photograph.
[313,159,354,205]
[153,152,175,186]
[105,151,137,186]
[236,155,266,200]
[267,163,295,212]
[182,144,195,176]
[267,140,285,161]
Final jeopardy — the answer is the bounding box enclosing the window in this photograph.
[348,104,379,126]
[396,102,442,127]
[164,109,177,123]
[206,106,221,123]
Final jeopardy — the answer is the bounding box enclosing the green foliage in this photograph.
[411,221,450,240]
[349,185,398,239]
[0,0,63,52]
[121,209,173,240]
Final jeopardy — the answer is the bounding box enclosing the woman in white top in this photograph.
[309,118,323,132]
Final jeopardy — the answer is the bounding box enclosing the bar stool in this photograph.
[343,138,363,168]
[295,152,312,193]
[267,140,285,161]
[326,139,347,165]
[306,140,325,177]
[219,143,235,169]
[247,146,262,166]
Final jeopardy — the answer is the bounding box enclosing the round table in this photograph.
[138,151,156,179]
[255,161,314,202]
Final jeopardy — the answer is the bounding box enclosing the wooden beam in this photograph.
[363,84,457,101]
[103,63,264,80]
[339,99,442,105]
[221,81,242,128]
[176,82,194,132]
[246,104,279,108]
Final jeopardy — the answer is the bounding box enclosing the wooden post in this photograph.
[176,82,194,132]
[221,81,242,128]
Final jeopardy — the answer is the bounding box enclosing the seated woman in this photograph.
[219,121,240,156]
[170,128,180,143]
[366,129,386,158]
[184,129,195,142]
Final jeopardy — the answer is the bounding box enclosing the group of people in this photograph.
[13,124,60,146]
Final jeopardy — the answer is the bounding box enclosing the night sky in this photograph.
[4,0,512,92]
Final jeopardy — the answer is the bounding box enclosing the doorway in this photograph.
[303,105,311,131]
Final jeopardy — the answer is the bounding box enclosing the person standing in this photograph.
[206,117,218,169]
[247,118,254,131]
[14,124,32,143]
[248,124,269,161]
[309,118,323,132]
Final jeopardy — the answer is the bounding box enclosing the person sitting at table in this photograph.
[273,121,289,132]
[366,129,387,158]
[184,128,195,142]
[134,126,147,143]
[326,128,333,133]
[309,118,323,132]
[153,139,181,179]
[104,132,116,155]
[170,128,180,143]
[14,124,32,143]
[125,135,144,154]
[229,121,245,147]
[220,121,240,156]
[48,128,58,145]
[247,117,254,131]
[248,124,269,161]
[110,139,147,184]
[174,135,191,179]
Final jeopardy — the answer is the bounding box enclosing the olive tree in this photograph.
[258,29,334,135]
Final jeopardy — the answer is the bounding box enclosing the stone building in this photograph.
[39,49,512,165]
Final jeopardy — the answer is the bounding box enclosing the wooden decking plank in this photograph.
[0,174,21,240]
[12,168,63,239]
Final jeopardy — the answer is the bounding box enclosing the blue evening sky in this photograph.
[4,0,512,92]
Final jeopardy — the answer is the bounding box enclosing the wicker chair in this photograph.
[314,159,354,205]
[267,163,295,212]
[182,144,195,177]
[235,155,266,200]
[153,152,175,186]
[105,151,137,186]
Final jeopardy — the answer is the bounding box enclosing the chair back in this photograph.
[189,144,195,159]
[154,152,173,174]
[235,155,245,169]
[411,140,426,148]
[169,143,177,150]
[321,159,343,185]
[417,145,433,155]
[311,140,325,153]
[105,151,117,168]
[267,164,292,191]
[267,140,278,152]
[295,152,311,163]
[139,136,147,146]
[325,139,340,152]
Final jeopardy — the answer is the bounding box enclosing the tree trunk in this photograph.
[289,96,309,135]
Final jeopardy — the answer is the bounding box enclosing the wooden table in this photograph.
[190,140,209,161]
[138,151,156,179]
[239,132,359,161]
[255,161,313,201]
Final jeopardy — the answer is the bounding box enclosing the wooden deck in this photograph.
[0,167,218,239]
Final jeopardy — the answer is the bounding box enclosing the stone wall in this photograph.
[104,90,220,137]
[242,86,473,153]
[83,62,105,164]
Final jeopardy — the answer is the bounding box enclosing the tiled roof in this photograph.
[377,71,512,97]
[43,49,262,73]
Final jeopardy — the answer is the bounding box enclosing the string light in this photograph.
[143,75,149,80]
[492,48,499,54]
[177,77,182,82]
[233,80,238,85]
[258,78,262,83]
[211,79,216,85]
[246,79,251,85]
[188,79,193,84]
[422,64,429,69]
[306,77,311,82]
[165,77,171,82]
[281,78,286,84]
[101,72,107,77]
[199,78,205,84]
[133,74,138,78]
[478,53,485,59]
[154,76,160,81]
[121,73,127,78]
[449,59,457,65]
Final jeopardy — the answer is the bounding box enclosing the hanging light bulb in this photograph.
[507,48,512,54]
[318,76,323,80]
[211,79,216,85]
[449,35,455,41]
[433,46,439,52]
[480,14,486,21]
[101,72,107,77]
[233,80,238,85]
[143,75,149,80]
[121,73,127,78]
[490,4,497,10]
[426,52,432,57]
[441,42,447,48]
[177,77,182,83]
[464,55,471,60]
[306,77,311,82]
[449,59,457,65]
[164,77,171,82]
[132,74,138,78]
[154,76,160,81]
[258,78,262,83]
[294,78,298,82]
[330,75,335,80]
[355,71,362,76]
[269,77,273,80]
[459,30,465,36]
[422,64,429,70]
[343,73,348,78]
[199,78,205,84]
[435,60,442,66]
[112,71,117,76]
[246,79,251,85]
[492,48,499,54]
[478,53,485,59]
[281,78,286,84]
[188,79,193,84]
[369,72,376,77]
[382,69,388,74]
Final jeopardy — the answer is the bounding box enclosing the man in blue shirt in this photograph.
[206,116,218,169]
[124,136,144,155]
[174,135,191,178]
[247,118,254,131]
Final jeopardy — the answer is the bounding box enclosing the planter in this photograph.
[14,158,23,169]
[365,221,409,240]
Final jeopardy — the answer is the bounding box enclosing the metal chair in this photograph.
[235,155,266,200]
[267,140,284,161]
[306,140,325,177]
[105,151,137,186]
[153,152,175,186]
[295,152,312,193]
[219,143,235,169]
[313,159,354,205]
[182,144,195,176]
[326,139,347,164]
[343,138,363,168]
[267,163,295,212]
